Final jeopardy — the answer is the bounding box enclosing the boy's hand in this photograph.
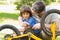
[22,22,30,29]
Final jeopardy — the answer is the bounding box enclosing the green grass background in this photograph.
[0,12,19,23]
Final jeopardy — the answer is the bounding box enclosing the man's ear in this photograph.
[31,9,35,14]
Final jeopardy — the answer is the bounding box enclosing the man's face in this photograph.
[32,10,45,17]
[38,11,45,17]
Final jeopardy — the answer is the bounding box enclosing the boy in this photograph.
[18,5,36,34]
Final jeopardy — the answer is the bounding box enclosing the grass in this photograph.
[0,18,4,23]
[0,12,19,19]
[0,12,19,40]
[56,36,60,40]
[0,12,19,23]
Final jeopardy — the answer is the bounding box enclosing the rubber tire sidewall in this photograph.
[41,9,60,36]
[0,24,20,40]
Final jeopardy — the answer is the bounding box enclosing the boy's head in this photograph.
[32,1,45,17]
[20,5,32,19]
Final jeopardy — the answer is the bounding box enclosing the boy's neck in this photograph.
[23,17,29,20]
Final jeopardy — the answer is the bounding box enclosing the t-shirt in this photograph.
[22,17,36,27]
[18,16,40,36]
[32,14,41,23]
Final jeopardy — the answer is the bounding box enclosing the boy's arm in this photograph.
[18,16,23,26]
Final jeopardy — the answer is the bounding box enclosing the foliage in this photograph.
[0,12,19,20]
[14,0,37,10]
[14,0,60,10]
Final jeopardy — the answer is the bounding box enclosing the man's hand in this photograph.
[32,23,40,30]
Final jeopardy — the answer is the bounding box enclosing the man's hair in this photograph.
[32,1,45,13]
[20,5,32,17]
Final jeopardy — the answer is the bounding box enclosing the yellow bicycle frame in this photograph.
[6,23,56,40]
[7,32,42,40]
[50,22,56,40]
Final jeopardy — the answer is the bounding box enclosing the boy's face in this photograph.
[32,10,45,17]
[22,12,30,19]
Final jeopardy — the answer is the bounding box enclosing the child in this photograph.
[18,5,36,34]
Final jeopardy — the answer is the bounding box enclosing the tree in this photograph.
[14,0,57,10]
[14,0,37,10]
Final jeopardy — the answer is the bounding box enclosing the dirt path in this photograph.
[0,19,22,29]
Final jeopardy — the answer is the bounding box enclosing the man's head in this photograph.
[32,1,45,17]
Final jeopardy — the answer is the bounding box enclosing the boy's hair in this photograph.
[20,5,32,17]
[32,1,45,13]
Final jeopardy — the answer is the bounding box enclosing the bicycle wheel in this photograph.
[41,9,60,36]
[0,24,20,40]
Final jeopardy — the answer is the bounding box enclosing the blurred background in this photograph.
[0,0,60,40]
[0,0,60,23]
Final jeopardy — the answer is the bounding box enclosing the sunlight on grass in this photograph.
[56,36,60,40]
[0,12,19,20]
[0,12,19,23]
[0,18,4,23]
[0,33,6,40]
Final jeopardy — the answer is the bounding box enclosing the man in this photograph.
[31,1,60,40]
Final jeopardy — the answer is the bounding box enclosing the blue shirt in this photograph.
[22,17,36,27]
[22,17,40,36]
